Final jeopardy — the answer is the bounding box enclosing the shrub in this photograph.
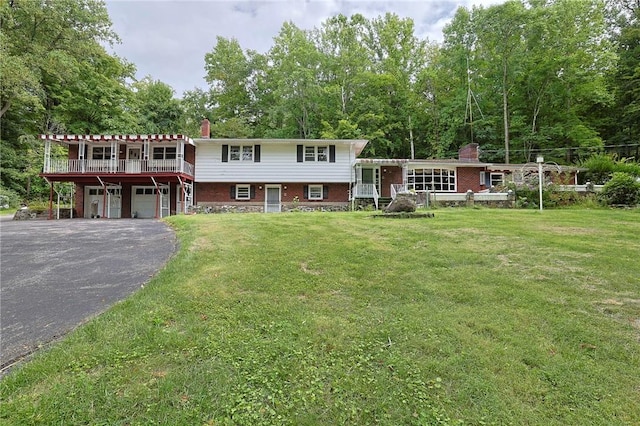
[0,186,21,209]
[600,172,640,206]
[581,154,640,184]
[581,154,616,184]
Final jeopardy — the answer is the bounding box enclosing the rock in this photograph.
[385,192,417,213]
[13,208,38,220]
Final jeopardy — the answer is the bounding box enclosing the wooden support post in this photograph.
[49,181,54,220]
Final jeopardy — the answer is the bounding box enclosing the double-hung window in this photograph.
[223,144,260,162]
[92,146,111,160]
[229,145,253,161]
[153,146,177,160]
[297,145,335,163]
[304,146,328,162]
[308,185,323,200]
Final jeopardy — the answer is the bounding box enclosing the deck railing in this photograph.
[390,184,406,199]
[45,159,194,176]
[353,183,380,209]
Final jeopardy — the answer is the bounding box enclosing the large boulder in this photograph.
[385,192,417,213]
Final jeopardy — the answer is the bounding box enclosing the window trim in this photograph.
[91,145,111,160]
[297,145,336,163]
[235,184,251,200]
[228,145,253,161]
[490,172,504,187]
[308,185,323,200]
[407,168,456,192]
[153,146,177,160]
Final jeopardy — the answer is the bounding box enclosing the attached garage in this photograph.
[131,186,170,218]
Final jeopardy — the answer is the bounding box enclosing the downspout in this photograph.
[97,176,107,219]
[44,177,54,220]
[151,176,160,218]
[177,176,185,214]
[349,143,354,210]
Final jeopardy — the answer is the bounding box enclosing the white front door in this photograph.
[107,187,122,218]
[265,186,281,213]
[127,147,141,173]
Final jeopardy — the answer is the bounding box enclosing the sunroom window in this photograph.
[407,168,456,192]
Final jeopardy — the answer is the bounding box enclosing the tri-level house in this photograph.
[39,120,580,217]
[40,134,195,218]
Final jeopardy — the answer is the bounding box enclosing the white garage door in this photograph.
[132,186,170,218]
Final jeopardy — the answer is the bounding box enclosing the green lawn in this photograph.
[2,209,639,425]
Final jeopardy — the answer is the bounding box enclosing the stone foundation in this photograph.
[192,202,350,214]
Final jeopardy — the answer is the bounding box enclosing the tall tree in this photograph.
[266,22,323,138]
[0,0,135,200]
[131,77,182,134]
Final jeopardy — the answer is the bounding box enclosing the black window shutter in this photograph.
[329,145,336,163]
[303,185,309,199]
[254,145,260,162]
[297,145,304,162]
[250,185,256,199]
[323,185,329,199]
[230,185,235,199]
[222,145,229,162]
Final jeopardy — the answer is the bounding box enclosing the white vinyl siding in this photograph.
[195,142,354,183]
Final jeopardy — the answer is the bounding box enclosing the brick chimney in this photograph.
[200,118,210,138]
[458,143,479,162]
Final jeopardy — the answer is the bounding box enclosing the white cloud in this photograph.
[105,0,504,96]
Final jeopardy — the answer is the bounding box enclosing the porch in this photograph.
[44,159,195,176]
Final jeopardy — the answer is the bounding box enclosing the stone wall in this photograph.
[12,208,78,220]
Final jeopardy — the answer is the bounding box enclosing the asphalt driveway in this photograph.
[0,217,176,371]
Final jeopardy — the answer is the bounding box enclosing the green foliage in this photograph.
[0,186,21,209]
[581,154,640,184]
[600,172,640,205]
[131,76,182,134]
[581,154,617,184]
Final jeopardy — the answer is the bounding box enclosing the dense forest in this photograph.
[1,0,638,202]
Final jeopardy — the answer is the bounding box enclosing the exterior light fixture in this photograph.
[536,156,544,211]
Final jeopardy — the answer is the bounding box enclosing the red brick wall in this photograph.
[75,184,85,217]
[185,145,196,165]
[380,166,403,197]
[121,186,132,218]
[457,167,485,193]
[69,145,79,160]
[196,182,350,203]
[118,144,126,160]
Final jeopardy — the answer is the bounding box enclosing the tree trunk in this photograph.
[502,59,510,164]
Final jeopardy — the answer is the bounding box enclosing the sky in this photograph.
[105,0,504,97]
